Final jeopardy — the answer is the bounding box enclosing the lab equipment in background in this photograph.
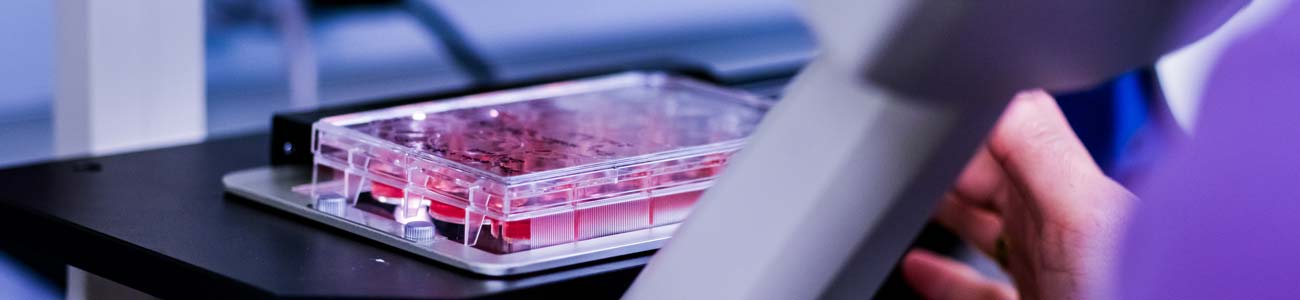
[628,0,1248,299]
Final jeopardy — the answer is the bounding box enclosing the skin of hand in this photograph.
[902,90,1136,300]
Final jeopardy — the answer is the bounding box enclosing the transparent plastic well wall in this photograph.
[308,72,768,254]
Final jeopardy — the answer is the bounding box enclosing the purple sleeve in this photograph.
[1115,2,1300,299]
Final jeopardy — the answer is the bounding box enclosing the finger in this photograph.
[986,90,1107,204]
[902,249,1018,300]
[935,193,1003,256]
[952,146,1012,214]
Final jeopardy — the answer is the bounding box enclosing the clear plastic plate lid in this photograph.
[310,72,769,253]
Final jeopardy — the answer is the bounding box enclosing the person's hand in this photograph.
[902,90,1136,300]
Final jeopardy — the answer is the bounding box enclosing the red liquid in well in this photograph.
[429,200,466,223]
[463,189,704,253]
[371,182,404,199]
[651,190,703,226]
[498,218,531,240]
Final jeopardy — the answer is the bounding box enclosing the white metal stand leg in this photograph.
[67,266,158,300]
[54,0,205,157]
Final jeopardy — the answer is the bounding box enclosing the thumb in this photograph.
[902,249,1019,300]
[986,90,1110,204]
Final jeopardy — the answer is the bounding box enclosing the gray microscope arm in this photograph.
[625,1,1247,299]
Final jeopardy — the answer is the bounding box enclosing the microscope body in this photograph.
[626,0,1246,299]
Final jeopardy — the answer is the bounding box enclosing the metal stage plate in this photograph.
[223,166,675,276]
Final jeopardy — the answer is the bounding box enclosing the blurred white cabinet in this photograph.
[55,0,205,156]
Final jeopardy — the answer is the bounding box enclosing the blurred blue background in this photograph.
[0,0,55,168]
[0,0,816,168]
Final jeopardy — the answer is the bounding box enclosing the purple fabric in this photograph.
[1116,2,1300,299]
